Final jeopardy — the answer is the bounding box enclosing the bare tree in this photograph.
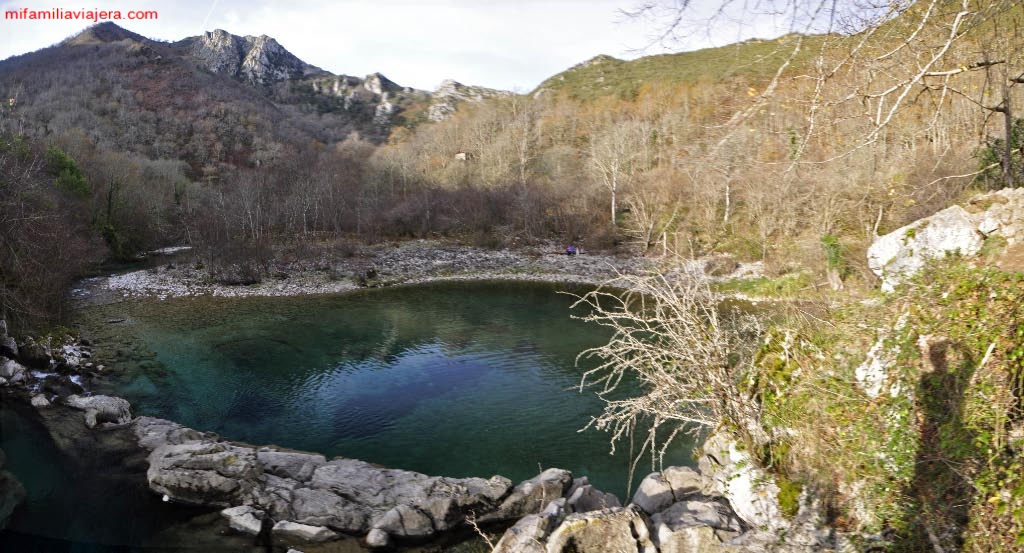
[573,271,765,472]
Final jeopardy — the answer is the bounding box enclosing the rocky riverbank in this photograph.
[0,313,836,552]
[73,240,762,305]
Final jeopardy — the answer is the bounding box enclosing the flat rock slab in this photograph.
[133,416,518,541]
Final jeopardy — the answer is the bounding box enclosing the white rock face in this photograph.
[868,205,983,292]
[699,432,786,533]
[427,79,510,121]
[65,394,132,428]
[221,505,264,536]
[191,29,314,85]
[272,520,338,542]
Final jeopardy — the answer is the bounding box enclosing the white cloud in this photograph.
[0,0,791,91]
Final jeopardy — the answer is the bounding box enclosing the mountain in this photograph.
[534,35,816,101]
[0,23,503,174]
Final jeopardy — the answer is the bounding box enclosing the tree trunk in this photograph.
[1003,85,1015,187]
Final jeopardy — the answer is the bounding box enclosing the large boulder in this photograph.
[544,506,657,553]
[65,394,132,428]
[221,505,265,536]
[699,432,787,534]
[567,483,621,513]
[256,449,325,482]
[17,337,52,369]
[480,468,572,522]
[868,204,983,292]
[654,525,734,553]
[0,359,27,386]
[630,466,707,515]
[140,418,518,541]
[288,486,370,533]
[492,514,553,553]
[0,320,17,360]
[147,441,262,507]
[650,499,744,538]
[134,416,205,449]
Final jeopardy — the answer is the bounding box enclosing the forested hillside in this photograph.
[3,3,1024,329]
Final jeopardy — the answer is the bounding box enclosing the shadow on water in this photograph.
[0,398,239,552]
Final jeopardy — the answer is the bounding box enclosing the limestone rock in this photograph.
[65,394,132,428]
[544,507,657,553]
[365,527,391,549]
[134,416,205,449]
[0,359,26,385]
[654,524,734,553]
[17,337,51,369]
[492,514,551,553]
[190,29,317,85]
[867,204,983,292]
[257,449,325,482]
[481,468,572,522]
[272,520,338,542]
[30,394,51,408]
[0,323,17,359]
[372,504,435,538]
[651,499,744,534]
[427,79,511,122]
[147,441,262,507]
[699,432,786,534]
[631,466,706,515]
[288,486,370,533]
[221,505,264,536]
[567,483,621,513]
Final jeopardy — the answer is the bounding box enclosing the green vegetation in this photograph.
[743,261,1024,551]
[45,147,90,197]
[712,272,813,298]
[535,35,820,102]
[977,116,1024,188]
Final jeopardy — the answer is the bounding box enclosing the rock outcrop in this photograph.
[0,319,18,359]
[428,79,511,121]
[65,394,133,428]
[190,29,320,85]
[868,187,1024,290]
[134,416,522,545]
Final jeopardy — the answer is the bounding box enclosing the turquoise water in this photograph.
[83,281,695,498]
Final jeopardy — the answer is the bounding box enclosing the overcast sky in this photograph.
[0,0,791,92]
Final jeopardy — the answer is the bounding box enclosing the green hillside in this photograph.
[535,34,819,101]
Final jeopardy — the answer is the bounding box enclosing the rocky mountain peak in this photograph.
[189,29,321,85]
[428,79,511,121]
[363,72,403,96]
[63,22,147,47]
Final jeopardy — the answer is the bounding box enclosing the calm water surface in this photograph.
[0,281,696,550]
[85,281,695,494]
